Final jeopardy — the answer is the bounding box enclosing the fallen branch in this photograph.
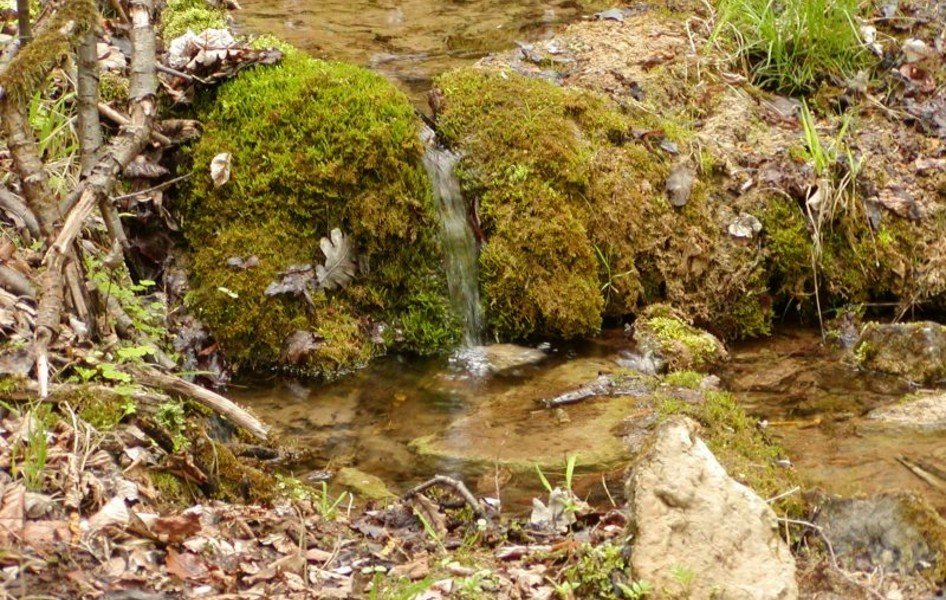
[0,184,41,240]
[127,367,270,440]
[403,475,483,517]
[98,102,172,146]
[0,264,34,298]
[896,455,946,493]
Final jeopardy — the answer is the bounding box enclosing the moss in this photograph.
[160,0,227,40]
[634,306,727,372]
[77,390,134,431]
[662,370,704,389]
[98,71,129,103]
[899,493,946,582]
[149,470,193,506]
[182,51,459,376]
[657,390,803,517]
[436,69,668,340]
[436,68,772,341]
[194,437,277,503]
[558,542,629,599]
[0,0,97,105]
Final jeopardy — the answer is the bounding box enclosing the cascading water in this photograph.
[421,126,485,347]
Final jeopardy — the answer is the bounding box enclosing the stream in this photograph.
[232,328,946,514]
[231,0,945,517]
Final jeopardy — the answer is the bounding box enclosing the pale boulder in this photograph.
[625,417,797,600]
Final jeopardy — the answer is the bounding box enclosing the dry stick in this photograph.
[98,102,172,146]
[0,185,41,240]
[110,173,190,202]
[0,264,35,298]
[128,368,270,440]
[33,0,159,397]
[896,455,946,493]
[15,0,30,42]
[403,475,484,517]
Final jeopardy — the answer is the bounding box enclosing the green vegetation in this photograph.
[663,370,704,389]
[714,0,871,93]
[182,51,459,376]
[634,306,727,372]
[160,0,227,39]
[657,390,802,517]
[436,68,772,341]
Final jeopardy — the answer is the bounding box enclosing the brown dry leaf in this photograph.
[166,547,209,581]
[391,553,430,580]
[152,512,202,544]
[124,156,170,179]
[0,483,25,546]
[22,520,70,552]
[85,495,129,536]
[305,547,333,563]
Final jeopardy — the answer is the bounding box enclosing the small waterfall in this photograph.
[421,126,485,346]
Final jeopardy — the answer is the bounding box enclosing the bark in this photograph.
[77,32,103,175]
[0,185,41,240]
[0,264,35,298]
[15,0,30,42]
[128,368,270,440]
[33,0,159,397]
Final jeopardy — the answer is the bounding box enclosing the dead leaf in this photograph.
[22,520,71,552]
[211,152,231,188]
[124,156,170,179]
[265,264,315,297]
[166,547,209,581]
[316,228,357,290]
[665,162,695,208]
[151,512,202,544]
[0,483,25,545]
[391,553,430,580]
[85,495,129,536]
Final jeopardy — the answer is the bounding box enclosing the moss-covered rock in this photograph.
[633,305,728,372]
[854,321,946,385]
[435,67,772,341]
[182,52,459,376]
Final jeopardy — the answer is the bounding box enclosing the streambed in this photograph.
[233,329,946,514]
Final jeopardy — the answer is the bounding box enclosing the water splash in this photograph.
[421,126,485,346]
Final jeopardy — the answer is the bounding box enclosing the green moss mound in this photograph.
[161,0,228,40]
[435,68,772,341]
[183,53,458,376]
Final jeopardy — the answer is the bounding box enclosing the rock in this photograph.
[459,344,547,374]
[625,417,798,600]
[866,392,946,430]
[815,493,946,578]
[333,467,396,501]
[633,305,728,372]
[854,322,946,385]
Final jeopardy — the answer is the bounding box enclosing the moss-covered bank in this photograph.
[435,68,772,342]
[181,51,459,376]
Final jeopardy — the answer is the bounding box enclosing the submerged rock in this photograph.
[625,417,798,599]
[854,321,946,385]
[633,305,728,372]
[481,343,546,374]
[334,467,396,501]
[815,493,946,580]
[866,391,946,430]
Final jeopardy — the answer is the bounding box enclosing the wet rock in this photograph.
[866,391,946,430]
[333,467,396,501]
[481,344,546,374]
[854,321,946,385]
[633,305,728,372]
[625,417,798,599]
[815,493,946,579]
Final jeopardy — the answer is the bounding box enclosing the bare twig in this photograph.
[126,367,270,440]
[98,102,172,146]
[0,184,41,240]
[403,475,484,517]
[110,173,191,202]
[33,0,159,397]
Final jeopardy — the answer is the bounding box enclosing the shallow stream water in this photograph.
[233,329,946,515]
[236,0,604,101]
